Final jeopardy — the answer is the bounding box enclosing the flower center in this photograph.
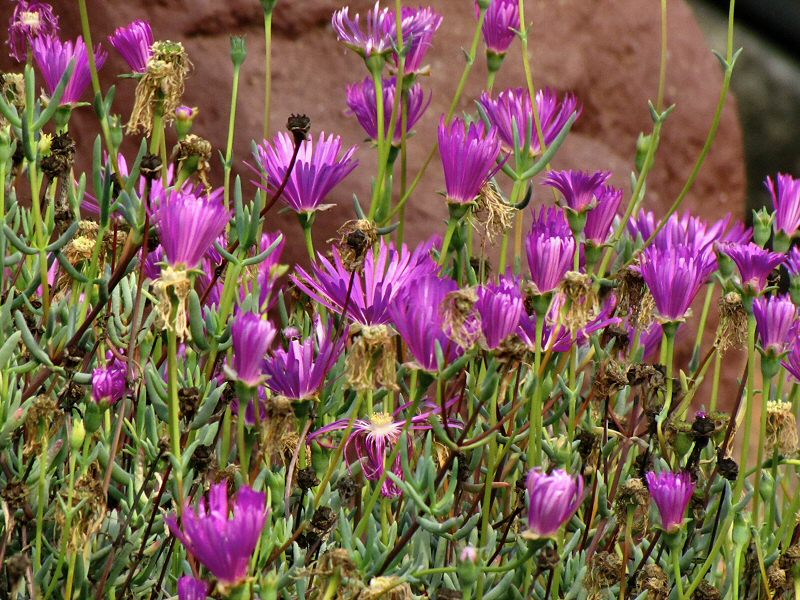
[369,412,397,437]
[20,11,41,29]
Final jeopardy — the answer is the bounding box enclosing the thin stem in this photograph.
[734,313,756,502]
[438,217,459,267]
[263,10,273,140]
[167,324,184,507]
[224,60,243,210]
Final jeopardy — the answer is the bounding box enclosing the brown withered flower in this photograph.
[441,287,480,350]
[345,323,398,391]
[614,478,650,540]
[766,401,799,456]
[715,291,747,353]
[333,219,378,271]
[472,180,515,243]
[634,564,669,600]
[287,113,311,146]
[616,267,654,331]
[560,271,600,333]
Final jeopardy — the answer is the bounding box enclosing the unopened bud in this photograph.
[752,207,773,248]
[230,36,247,68]
[70,419,86,450]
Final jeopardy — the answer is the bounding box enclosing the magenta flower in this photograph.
[231,388,267,427]
[332,2,395,58]
[7,0,59,62]
[766,173,800,238]
[389,274,461,371]
[166,483,268,585]
[645,471,694,533]
[293,238,436,326]
[753,294,797,355]
[254,231,286,310]
[787,246,800,278]
[584,185,623,244]
[542,170,611,214]
[525,207,575,295]
[478,0,520,56]
[252,132,358,214]
[108,20,153,74]
[524,469,584,539]
[390,6,443,74]
[782,335,800,381]
[475,277,525,349]
[716,242,784,293]
[154,189,229,269]
[31,35,107,106]
[177,577,209,600]
[639,245,715,322]
[346,76,430,145]
[517,311,572,353]
[478,88,581,156]
[228,313,276,387]
[438,117,501,204]
[92,352,127,405]
[263,319,345,400]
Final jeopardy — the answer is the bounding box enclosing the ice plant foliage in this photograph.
[5,2,800,598]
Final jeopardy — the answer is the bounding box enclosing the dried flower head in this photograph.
[174,134,213,190]
[587,551,623,592]
[473,180,515,243]
[8,1,59,62]
[715,291,747,353]
[345,323,397,390]
[766,401,799,456]
[441,287,481,350]
[559,271,600,333]
[361,576,413,600]
[616,267,654,331]
[614,478,650,539]
[153,265,193,339]
[634,564,669,600]
[333,218,378,271]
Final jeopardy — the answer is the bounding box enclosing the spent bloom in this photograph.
[263,319,345,401]
[346,76,430,145]
[639,245,715,322]
[31,35,107,106]
[542,169,611,214]
[766,173,800,238]
[478,88,580,156]
[108,20,153,73]
[293,238,436,326]
[438,117,501,205]
[92,352,127,405]
[475,277,525,349]
[525,206,575,295]
[166,483,268,585]
[332,2,395,58]
[645,471,694,533]
[478,0,520,56]
[716,242,784,293]
[584,185,623,244]
[228,313,276,387]
[252,132,358,214]
[7,0,59,62]
[753,294,797,356]
[177,577,209,600]
[524,469,584,539]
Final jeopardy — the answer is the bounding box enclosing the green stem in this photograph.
[672,543,685,600]
[167,323,184,505]
[263,10,273,140]
[369,69,386,218]
[498,181,522,274]
[527,309,546,467]
[656,324,677,457]
[34,419,48,574]
[438,218,459,268]
[224,61,243,210]
[752,367,772,523]
[734,314,756,502]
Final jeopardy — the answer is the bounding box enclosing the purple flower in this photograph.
[787,246,800,278]
[92,352,127,405]
[639,245,715,322]
[438,117,501,204]
[332,2,395,58]
[252,132,358,214]
[389,275,461,371]
[542,170,611,214]
[166,483,268,585]
[782,335,800,381]
[478,0,520,55]
[766,173,800,237]
[478,88,581,156]
[263,319,345,400]
[525,206,575,295]
[524,469,584,538]
[584,185,623,244]
[475,277,524,349]
[645,471,694,533]
[346,76,430,145]
[254,231,286,310]
[753,294,797,355]
[293,238,436,326]
[177,576,209,600]
[154,189,229,269]
[231,388,267,426]
[390,7,442,74]
[7,0,59,62]
[31,35,107,106]
[229,313,276,387]
[308,405,455,497]
[108,20,152,73]
[517,311,572,353]
[716,242,784,292]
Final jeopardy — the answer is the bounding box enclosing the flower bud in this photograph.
[752,207,773,248]
[70,419,86,451]
[230,35,247,68]
[457,546,480,586]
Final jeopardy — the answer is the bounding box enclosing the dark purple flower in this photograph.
[108,20,152,73]
[252,132,358,214]
[584,185,623,244]
[154,189,229,269]
[782,335,800,381]
[753,294,796,355]
[389,274,461,371]
[293,238,436,326]
[390,6,442,74]
[254,231,286,310]
[478,0,520,55]
[475,277,524,349]
[645,470,694,533]
[177,576,209,600]
[263,319,345,400]
[766,173,800,238]
[231,388,267,427]
[332,2,395,58]
[787,246,800,278]
[517,311,572,353]
[31,35,107,105]
[716,242,784,293]
[346,76,430,145]
[524,469,584,538]
[167,483,268,585]
[542,170,611,214]
[228,313,276,387]
[478,88,581,156]
[92,352,127,405]
[525,206,575,295]
[639,245,715,322]
[7,0,59,62]
[438,117,501,204]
